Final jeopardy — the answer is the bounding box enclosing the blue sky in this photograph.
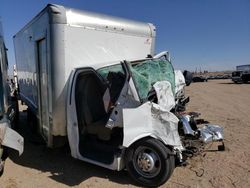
[0,0,249,72]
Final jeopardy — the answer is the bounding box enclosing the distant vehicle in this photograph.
[222,74,231,79]
[232,64,250,83]
[0,22,23,176]
[207,75,231,80]
[192,76,207,82]
[215,75,224,79]
[207,76,215,80]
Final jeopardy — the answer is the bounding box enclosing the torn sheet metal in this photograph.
[174,70,186,98]
[0,121,24,155]
[123,102,183,148]
[180,115,195,136]
[106,80,140,129]
[199,124,224,143]
[153,81,175,111]
[129,59,175,99]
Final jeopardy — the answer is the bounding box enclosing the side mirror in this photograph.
[183,70,193,86]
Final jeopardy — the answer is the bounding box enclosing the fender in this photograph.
[123,102,183,149]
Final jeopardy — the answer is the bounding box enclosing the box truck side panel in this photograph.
[49,23,155,137]
[14,12,49,111]
[50,19,155,137]
[14,34,38,110]
[14,12,51,143]
[64,25,154,79]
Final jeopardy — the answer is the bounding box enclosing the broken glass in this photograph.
[129,59,175,100]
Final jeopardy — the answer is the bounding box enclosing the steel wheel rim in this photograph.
[132,146,162,178]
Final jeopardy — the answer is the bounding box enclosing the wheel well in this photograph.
[124,136,176,187]
[127,136,174,154]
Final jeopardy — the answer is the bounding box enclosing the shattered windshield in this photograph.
[129,59,175,100]
[97,59,175,102]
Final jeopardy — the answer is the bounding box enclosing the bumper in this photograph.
[180,114,224,144]
[232,77,242,82]
[199,124,224,143]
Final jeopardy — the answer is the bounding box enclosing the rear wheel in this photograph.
[125,138,175,187]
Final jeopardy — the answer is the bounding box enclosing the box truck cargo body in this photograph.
[14,4,189,186]
[14,4,156,146]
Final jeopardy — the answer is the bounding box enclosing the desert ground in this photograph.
[1,79,250,188]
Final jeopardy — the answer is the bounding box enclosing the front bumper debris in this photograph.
[199,124,224,143]
[178,113,225,161]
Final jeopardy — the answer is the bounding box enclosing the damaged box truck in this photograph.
[0,21,23,176]
[14,4,224,187]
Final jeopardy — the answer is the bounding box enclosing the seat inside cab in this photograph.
[75,70,126,140]
[74,70,126,164]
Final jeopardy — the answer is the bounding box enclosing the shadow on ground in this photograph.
[8,110,134,187]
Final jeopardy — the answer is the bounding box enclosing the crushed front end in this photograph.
[127,54,225,165]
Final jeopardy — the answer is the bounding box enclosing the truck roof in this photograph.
[14,4,155,38]
[236,64,250,71]
[237,64,250,67]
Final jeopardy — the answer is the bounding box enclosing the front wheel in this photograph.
[0,146,9,177]
[125,138,175,187]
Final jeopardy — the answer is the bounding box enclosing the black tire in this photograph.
[0,162,4,177]
[0,146,8,177]
[125,138,175,187]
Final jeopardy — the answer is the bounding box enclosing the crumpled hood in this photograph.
[123,81,183,149]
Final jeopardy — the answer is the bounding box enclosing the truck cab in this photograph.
[232,64,250,83]
[66,53,181,186]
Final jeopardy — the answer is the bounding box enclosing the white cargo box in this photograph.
[14,4,156,146]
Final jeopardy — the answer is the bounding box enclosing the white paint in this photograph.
[123,102,182,148]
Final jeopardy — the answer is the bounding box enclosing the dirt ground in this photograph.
[1,79,250,188]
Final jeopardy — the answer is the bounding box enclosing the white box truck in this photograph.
[14,4,156,145]
[14,4,225,186]
[14,4,187,186]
